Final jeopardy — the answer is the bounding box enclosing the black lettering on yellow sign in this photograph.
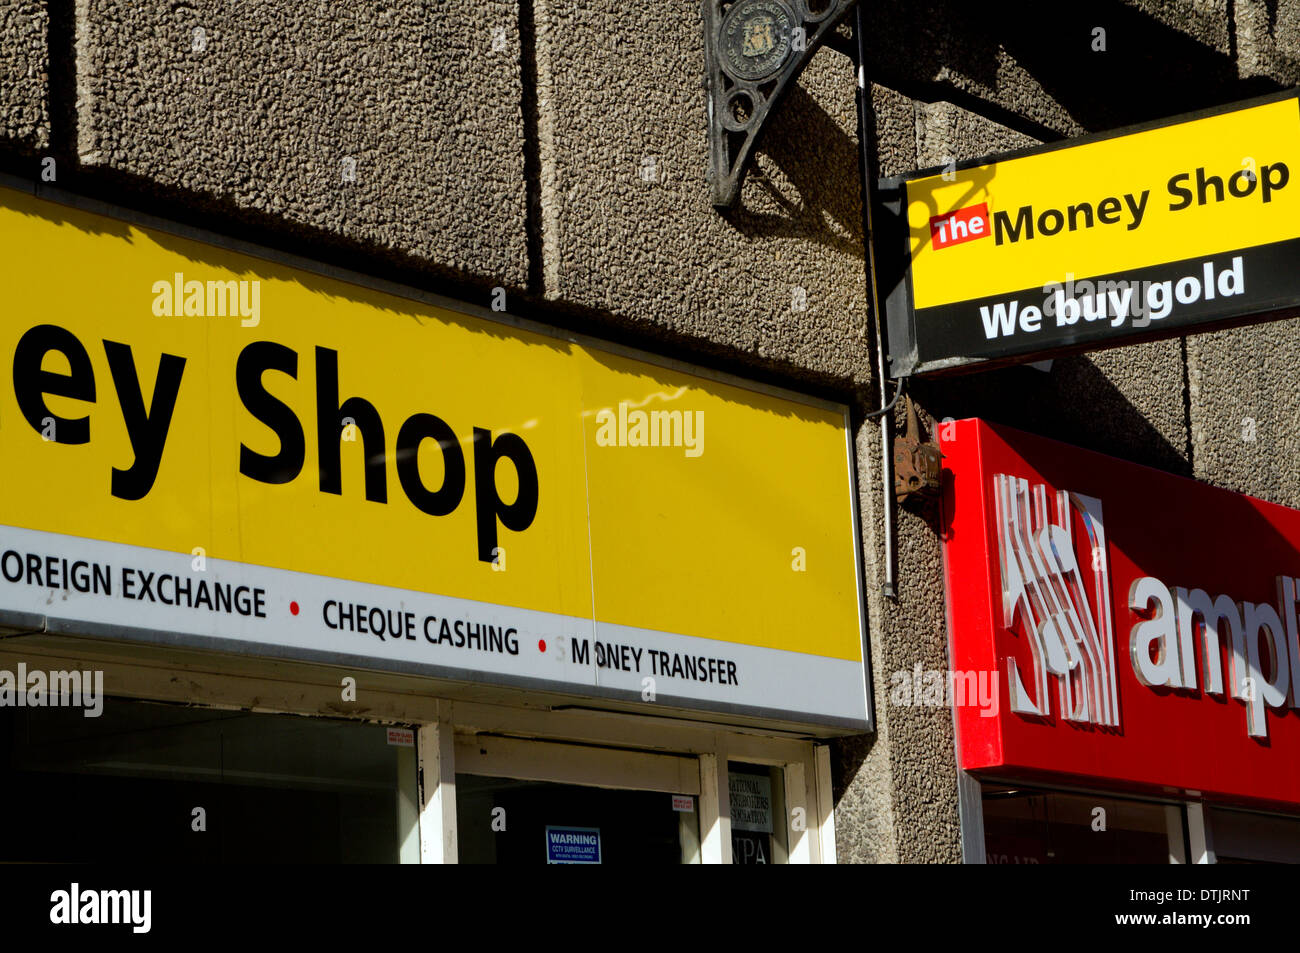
[994,191,1149,244]
[992,161,1290,246]
[13,324,185,500]
[1168,162,1290,211]
[12,325,538,562]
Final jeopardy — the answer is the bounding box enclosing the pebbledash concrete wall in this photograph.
[1,0,1298,862]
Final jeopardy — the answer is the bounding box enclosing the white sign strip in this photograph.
[0,525,868,726]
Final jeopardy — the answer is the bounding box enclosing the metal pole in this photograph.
[853,3,898,600]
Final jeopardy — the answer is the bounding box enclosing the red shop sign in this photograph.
[940,418,1300,809]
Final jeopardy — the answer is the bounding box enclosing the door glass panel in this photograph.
[728,762,788,864]
[0,697,419,862]
[455,774,700,863]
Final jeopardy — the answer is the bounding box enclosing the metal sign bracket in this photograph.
[703,0,860,208]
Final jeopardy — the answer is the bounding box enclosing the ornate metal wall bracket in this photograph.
[703,0,860,208]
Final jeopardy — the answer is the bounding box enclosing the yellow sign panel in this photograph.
[0,185,868,729]
[908,96,1300,308]
[885,91,1300,376]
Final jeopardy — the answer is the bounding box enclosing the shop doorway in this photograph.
[453,736,702,864]
[457,776,698,863]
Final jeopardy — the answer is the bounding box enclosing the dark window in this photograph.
[982,784,1177,863]
[0,698,418,862]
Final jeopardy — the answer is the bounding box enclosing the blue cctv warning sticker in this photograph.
[545,826,602,864]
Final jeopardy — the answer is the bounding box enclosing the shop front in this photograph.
[0,180,870,863]
[940,418,1300,863]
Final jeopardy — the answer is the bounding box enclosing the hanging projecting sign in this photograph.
[941,419,1300,809]
[0,183,870,732]
[879,89,1300,376]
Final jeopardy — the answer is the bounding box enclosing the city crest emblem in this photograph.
[742,14,776,58]
[720,0,795,81]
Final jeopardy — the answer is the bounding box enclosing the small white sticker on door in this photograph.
[387,727,415,747]
[671,794,695,812]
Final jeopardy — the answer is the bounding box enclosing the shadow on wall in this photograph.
[910,355,1192,479]
[999,0,1285,129]
[721,84,865,256]
[867,0,1290,135]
